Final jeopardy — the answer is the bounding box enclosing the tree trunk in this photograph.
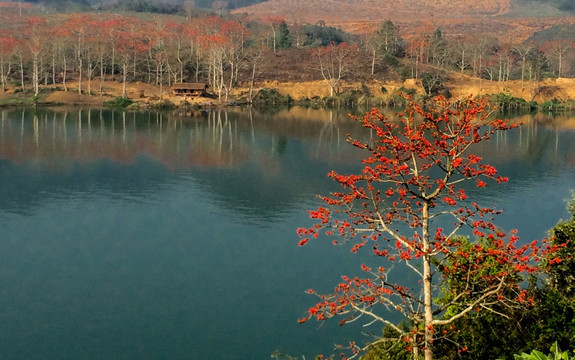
[111,47,115,81]
[371,49,376,75]
[52,51,56,88]
[19,53,24,91]
[100,53,104,96]
[33,54,39,96]
[78,57,83,94]
[0,56,7,92]
[249,61,256,103]
[62,54,68,92]
[88,61,92,95]
[423,200,433,360]
[122,63,127,98]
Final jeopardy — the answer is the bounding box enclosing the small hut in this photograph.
[171,83,208,97]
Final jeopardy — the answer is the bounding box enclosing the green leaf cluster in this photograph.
[512,342,572,360]
[103,97,134,108]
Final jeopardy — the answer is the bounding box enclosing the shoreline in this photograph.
[3,77,575,110]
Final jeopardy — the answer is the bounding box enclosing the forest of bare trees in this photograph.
[1,2,575,101]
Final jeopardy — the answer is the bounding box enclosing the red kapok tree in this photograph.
[297,96,548,360]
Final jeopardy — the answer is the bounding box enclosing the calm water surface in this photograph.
[0,107,574,359]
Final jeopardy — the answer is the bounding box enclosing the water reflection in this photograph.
[0,107,574,360]
[1,108,575,220]
[0,107,369,223]
[1,107,574,221]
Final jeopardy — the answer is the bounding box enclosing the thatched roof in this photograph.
[171,83,208,90]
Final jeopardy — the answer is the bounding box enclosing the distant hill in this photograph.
[17,0,575,41]
[527,23,575,43]
[20,0,575,15]
[231,0,575,41]
[232,0,512,25]
[22,0,267,11]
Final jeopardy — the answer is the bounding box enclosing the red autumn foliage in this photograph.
[297,96,558,360]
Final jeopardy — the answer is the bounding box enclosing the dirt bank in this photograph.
[3,76,575,108]
[263,76,575,103]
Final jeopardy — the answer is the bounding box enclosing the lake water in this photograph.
[0,106,574,359]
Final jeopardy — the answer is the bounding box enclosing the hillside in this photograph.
[233,0,509,24]
[231,0,575,42]
[14,0,575,41]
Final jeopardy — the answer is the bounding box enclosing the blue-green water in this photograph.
[0,107,574,359]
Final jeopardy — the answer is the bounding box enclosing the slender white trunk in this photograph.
[371,49,376,75]
[423,200,433,360]
[18,53,24,91]
[122,63,127,98]
[78,57,82,94]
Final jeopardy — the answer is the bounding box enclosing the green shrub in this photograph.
[253,88,293,106]
[511,342,572,360]
[151,99,176,110]
[540,98,562,112]
[387,86,417,107]
[103,97,134,108]
[492,92,535,113]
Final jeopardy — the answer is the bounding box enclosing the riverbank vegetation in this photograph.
[3,3,575,111]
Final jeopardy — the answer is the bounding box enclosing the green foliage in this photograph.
[547,193,575,298]
[553,0,575,11]
[276,21,292,49]
[526,287,575,353]
[387,87,417,107]
[539,98,572,113]
[395,64,414,81]
[527,49,550,81]
[381,53,400,67]
[26,0,92,12]
[334,88,373,107]
[360,324,413,360]
[150,99,176,110]
[253,88,293,106]
[528,24,575,43]
[302,24,355,47]
[421,72,445,96]
[296,95,323,108]
[193,0,267,10]
[511,342,573,360]
[492,92,537,113]
[101,0,182,14]
[377,20,405,59]
[103,97,134,108]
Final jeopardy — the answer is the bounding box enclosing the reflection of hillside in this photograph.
[0,108,368,167]
[0,107,365,221]
[476,114,575,168]
[532,113,575,131]
[2,107,574,223]
[0,109,250,170]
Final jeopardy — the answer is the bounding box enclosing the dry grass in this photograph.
[4,73,575,108]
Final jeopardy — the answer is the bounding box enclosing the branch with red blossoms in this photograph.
[297,96,557,360]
